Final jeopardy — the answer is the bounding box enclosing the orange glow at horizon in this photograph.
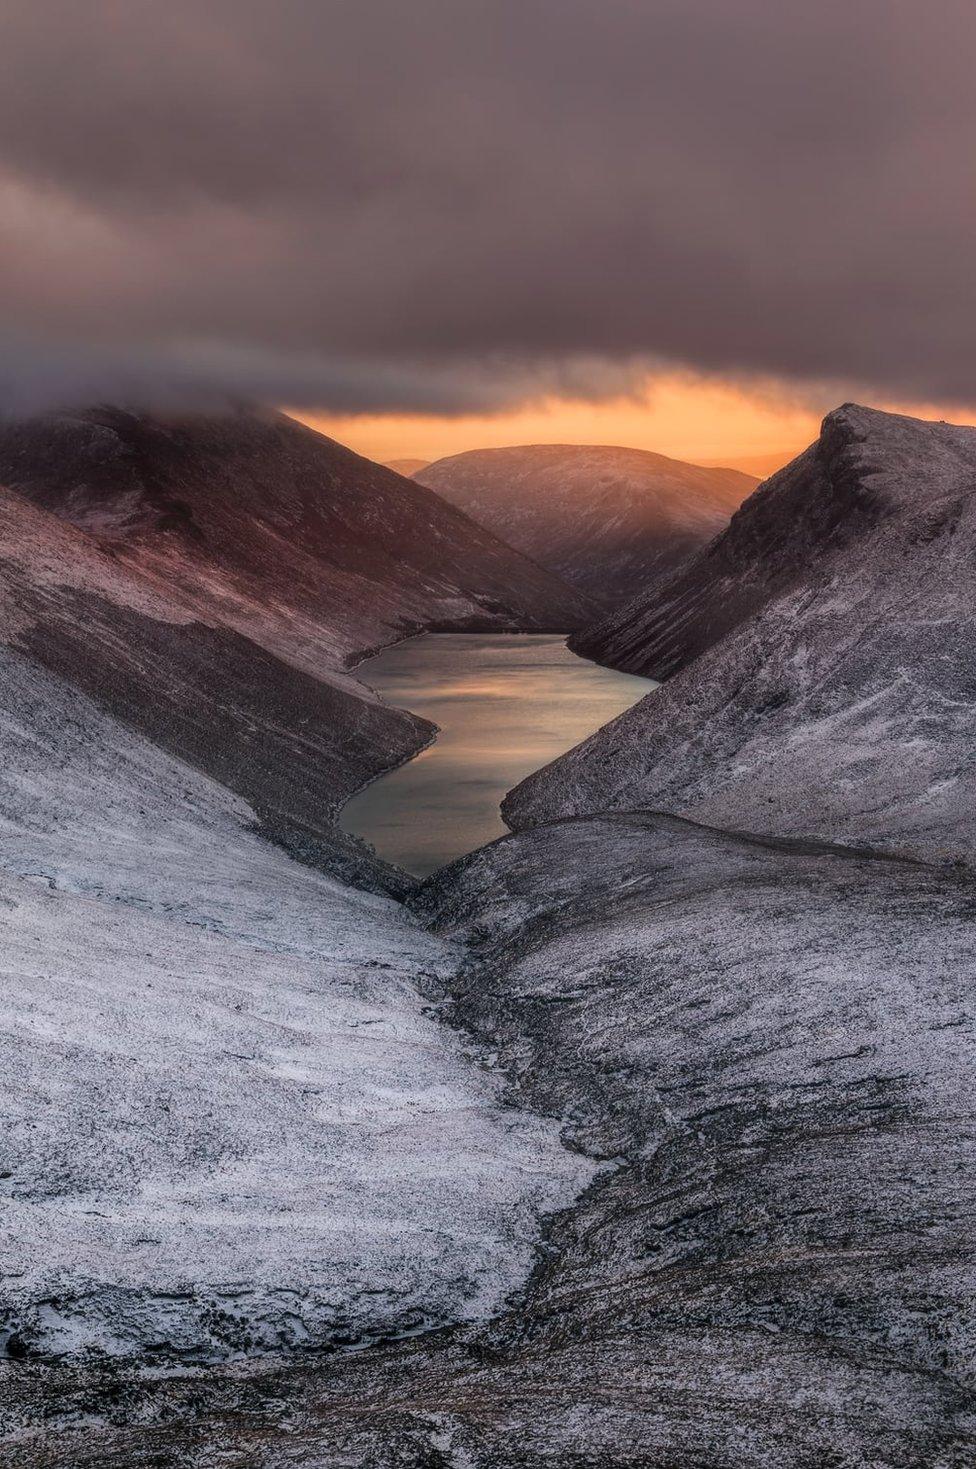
[293,373,976,476]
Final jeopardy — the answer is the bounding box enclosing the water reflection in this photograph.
[340,633,654,876]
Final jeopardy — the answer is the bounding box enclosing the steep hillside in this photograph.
[418,443,756,606]
[0,407,593,674]
[0,643,587,1365]
[0,485,429,890]
[0,407,592,889]
[508,405,976,864]
[13,813,974,1464]
[0,417,598,1364]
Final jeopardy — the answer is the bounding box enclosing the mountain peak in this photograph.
[510,403,976,866]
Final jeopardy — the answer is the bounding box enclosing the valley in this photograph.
[5,10,972,1465]
[1,403,975,1469]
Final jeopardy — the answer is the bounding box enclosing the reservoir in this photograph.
[341,633,654,876]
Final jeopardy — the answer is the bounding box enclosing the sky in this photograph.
[2,1,976,463]
[299,377,965,473]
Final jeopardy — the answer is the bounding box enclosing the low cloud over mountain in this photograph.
[3,2,976,412]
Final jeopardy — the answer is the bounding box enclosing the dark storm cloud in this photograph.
[1,0,975,411]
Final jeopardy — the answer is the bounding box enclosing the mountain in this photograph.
[0,407,592,1366]
[0,407,593,890]
[0,408,592,672]
[508,404,976,864]
[400,811,976,1467]
[417,443,757,606]
[16,809,972,1464]
[3,401,976,1468]
[384,456,430,475]
[0,577,586,1365]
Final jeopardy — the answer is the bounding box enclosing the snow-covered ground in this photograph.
[0,648,591,1360]
[508,406,976,865]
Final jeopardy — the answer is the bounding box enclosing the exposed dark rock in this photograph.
[418,443,755,608]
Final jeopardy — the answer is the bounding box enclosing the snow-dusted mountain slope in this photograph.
[0,409,601,1370]
[5,401,976,1469]
[408,814,976,1464]
[16,813,973,1464]
[507,405,976,864]
[0,485,425,891]
[0,647,590,1363]
[0,407,593,672]
[0,408,592,892]
[418,443,756,607]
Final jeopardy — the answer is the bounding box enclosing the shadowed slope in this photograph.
[0,407,594,889]
[0,486,427,891]
[0,407,593,671]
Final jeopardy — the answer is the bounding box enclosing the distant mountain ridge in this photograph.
[703,448,797,477]
[384,456,430,476]
[417,442,757,607]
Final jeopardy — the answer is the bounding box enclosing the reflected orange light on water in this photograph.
[341,633,653,875]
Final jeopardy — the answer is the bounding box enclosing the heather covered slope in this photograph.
[408,814,976,1466]
[0,413,599,1370]
[508,405,976,864]
[0,406,593,673]
[418,442,755,606]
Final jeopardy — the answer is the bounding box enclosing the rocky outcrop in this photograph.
[418,442,755,607]
[508,405,976,865]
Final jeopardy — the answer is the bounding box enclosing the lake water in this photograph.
[340,633,654,876]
